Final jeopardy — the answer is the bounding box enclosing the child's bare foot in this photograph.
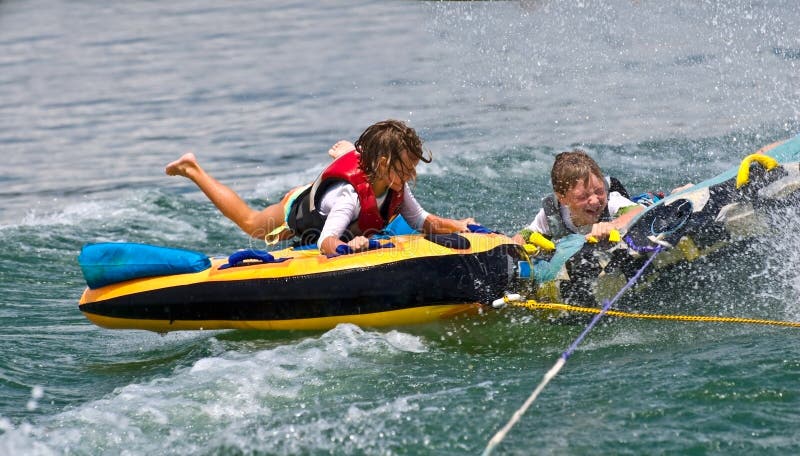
[165,152,199,177]
[328,140,355,159]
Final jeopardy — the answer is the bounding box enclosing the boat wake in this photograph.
[0,324,430,455]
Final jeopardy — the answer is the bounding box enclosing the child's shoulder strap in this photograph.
[607,176,630,199]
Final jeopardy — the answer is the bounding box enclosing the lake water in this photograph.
[2,0,800,454]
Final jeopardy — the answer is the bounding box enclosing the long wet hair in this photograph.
[355,119,432,182]
[551,149,604,196]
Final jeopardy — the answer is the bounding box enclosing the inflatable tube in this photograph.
[78,232,527,332]
[525,134,800,310]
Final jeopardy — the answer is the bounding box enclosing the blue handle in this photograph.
[229,250,274,264]
[334,239,394,256]
[467,224,497,234]
[219,249,287,269]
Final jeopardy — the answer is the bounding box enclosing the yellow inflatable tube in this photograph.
[78,233,527,332]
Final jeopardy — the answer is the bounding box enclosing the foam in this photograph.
[0,325,429,454]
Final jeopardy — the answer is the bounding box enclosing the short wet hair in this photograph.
[551,149,604,196]
[356,119,431,181]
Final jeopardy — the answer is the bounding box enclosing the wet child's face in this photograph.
[380,150,419,192]
[557,173,607,227]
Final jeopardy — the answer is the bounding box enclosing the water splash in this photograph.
[0,325,429,455]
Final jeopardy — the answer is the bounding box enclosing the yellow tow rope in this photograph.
[510,299,800,328]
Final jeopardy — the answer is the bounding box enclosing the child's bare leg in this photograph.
[328,140,355,159]
[755,140,785,155]
[166,153,283,238]
[670,183,694,194]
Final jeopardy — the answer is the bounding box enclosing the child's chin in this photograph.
[576,214,600,225]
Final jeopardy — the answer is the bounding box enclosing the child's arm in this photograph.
[513,209,548,245]
[319,234,371,256]
[587,204,644,239]
[400,185,474,234]
[422,214,475,234]
[316,185,372,255]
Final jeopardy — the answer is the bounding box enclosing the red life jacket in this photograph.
[287,150,404,244]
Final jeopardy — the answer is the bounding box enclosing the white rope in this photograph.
[482,247,662,455]
[482,357,565,456]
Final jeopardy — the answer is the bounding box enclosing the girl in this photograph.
[166,119,475,255]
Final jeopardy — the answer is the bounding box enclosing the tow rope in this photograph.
[483,297,800,455]
[482,246,663,456]
[506,300,800,328]
[485,262,800,454]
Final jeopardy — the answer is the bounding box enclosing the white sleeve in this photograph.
[525,208,550,235]
[317,183,360,242]
[399,183,430,231]
[607,191,641,216]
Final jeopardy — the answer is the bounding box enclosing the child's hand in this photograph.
[423,215,476,234]
[345,236,372,252]
[456,217,476,232]
[586,221,615,240]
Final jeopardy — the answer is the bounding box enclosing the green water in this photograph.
[3,0,800,454]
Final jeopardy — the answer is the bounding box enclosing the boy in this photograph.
[513,149,644,244]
